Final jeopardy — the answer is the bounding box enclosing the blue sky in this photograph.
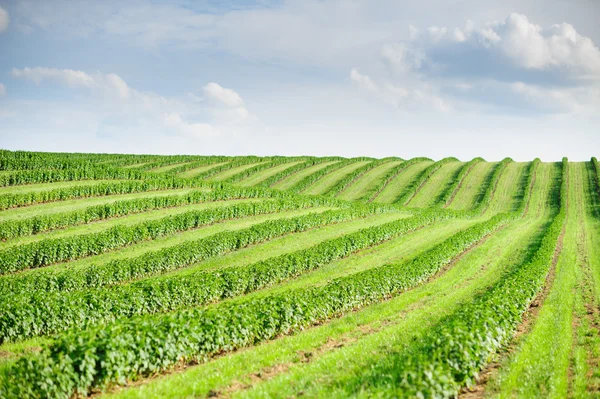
[0,0,599,161]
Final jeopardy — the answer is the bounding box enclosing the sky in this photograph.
[0,0,599,161]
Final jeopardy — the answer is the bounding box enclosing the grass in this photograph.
[448,161,496,210]
[0,179,121,193]
[106,164,556,398]
[0,188,202,221]
[485,161,529,215]
[209,162,267,181]
[408,161,464,208]
[176,162,230,178]
[238,161,305,187]
[337,160,404,201]
[303,161,372,195]
[373,160,433,204]
[272,161,340,190]
[0,199,263,249]
[149,161,195,173]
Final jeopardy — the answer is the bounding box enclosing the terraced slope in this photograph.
[0,151,597,399]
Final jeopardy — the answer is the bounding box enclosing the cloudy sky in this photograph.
[0,0,599,161]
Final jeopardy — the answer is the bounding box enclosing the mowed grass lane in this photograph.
[337,160,404,202]
[0,198,264,250]
[0,179,120,193]
[487,162,600,398]
[106,162,559,399]
[209,162,268,181]
[447,161,497,210]
[0,188,202,221]
[302,161,372,196]
[373,160,433,204]
[407,161,464,208]
[272,161,341,191]
[484,161,529,215]
[238,161,306,187]
[176,162,231,178]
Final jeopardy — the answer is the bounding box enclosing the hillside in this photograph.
[0,151,598,398]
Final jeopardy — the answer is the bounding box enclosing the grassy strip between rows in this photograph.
[191,157,266,180]
[0,209,430,343]
[438,157,484,207]
[363,157,431,203]
[0,178,210,210]
[334,159,567,398]
[0,196,346,275]
[0,208,516,397]
[0,206,393,342]
[0,188,273,240]
[322,157,401,197]
[145,157,229,174]
[472,157,513,213]
[396,157,459,205]
[287,157,374,194]
[256,157,343,188]
[221,157,308,184]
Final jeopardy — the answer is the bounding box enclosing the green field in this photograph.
[0,151,597,399]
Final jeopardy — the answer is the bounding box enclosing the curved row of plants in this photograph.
[0,187,285,240]
[287,157,375,194]
[471,157,513,213]
[0,207,514,398]
[341,158,567,398]
[0,197,343,274]
[394,157,460,205]
[156,156,233,175]
[256,157,343,188]
[0,150,146,171]
[190,156,267,180]
[0,209,439,342]
[221,157,308,184]
[360,157,431,202]
[323,157,402,197]
[0,205,383,297]
[0,178,209,209]
[437,157,484,207]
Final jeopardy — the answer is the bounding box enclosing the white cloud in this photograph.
[0,83,5,96]
[203,82,245,108]
[0,6,9,33]
[10,67,263,139]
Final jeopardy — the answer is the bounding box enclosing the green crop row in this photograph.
[471,157,513,213]
[0,178,210,209]
[0,150,144,171]
[191,156,266,180]
[394,157,460,205]
[0,208,384,342]
[349,158,567,398]
[514,158,541,216]
[0,197,341,275]
[0,207,512,397]
[323,157,401,197]
[152,156,231,174]
[287,157,375,194]
[221,157,307,184]
[0,187,273,240]
[0,207,422,342]
[0,165,152,187]
[359,157,431,202]
[437,157,484,206]
[256,157,343,188]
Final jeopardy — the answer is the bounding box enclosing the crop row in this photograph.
[0,197,345,274]
[0,208,438,342]
[394,157,459,205]
[471,157,513,213]
[438,157,484,206]
[360,157,431,202]
[189,156,267,180]
[286,157,375,194]
[152,156,233,175]
[350,158,567,397]
[0,206,513,397]
[256,157,343,188]
[514,158,541,216]
[0,150,151,171]
[324,157,401,197]
[221,157,308,184]
[0,187,287,240]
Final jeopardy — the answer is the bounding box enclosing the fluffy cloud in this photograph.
[11,67,257,139]
[351,13,600,115]
[0,6,8,33]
